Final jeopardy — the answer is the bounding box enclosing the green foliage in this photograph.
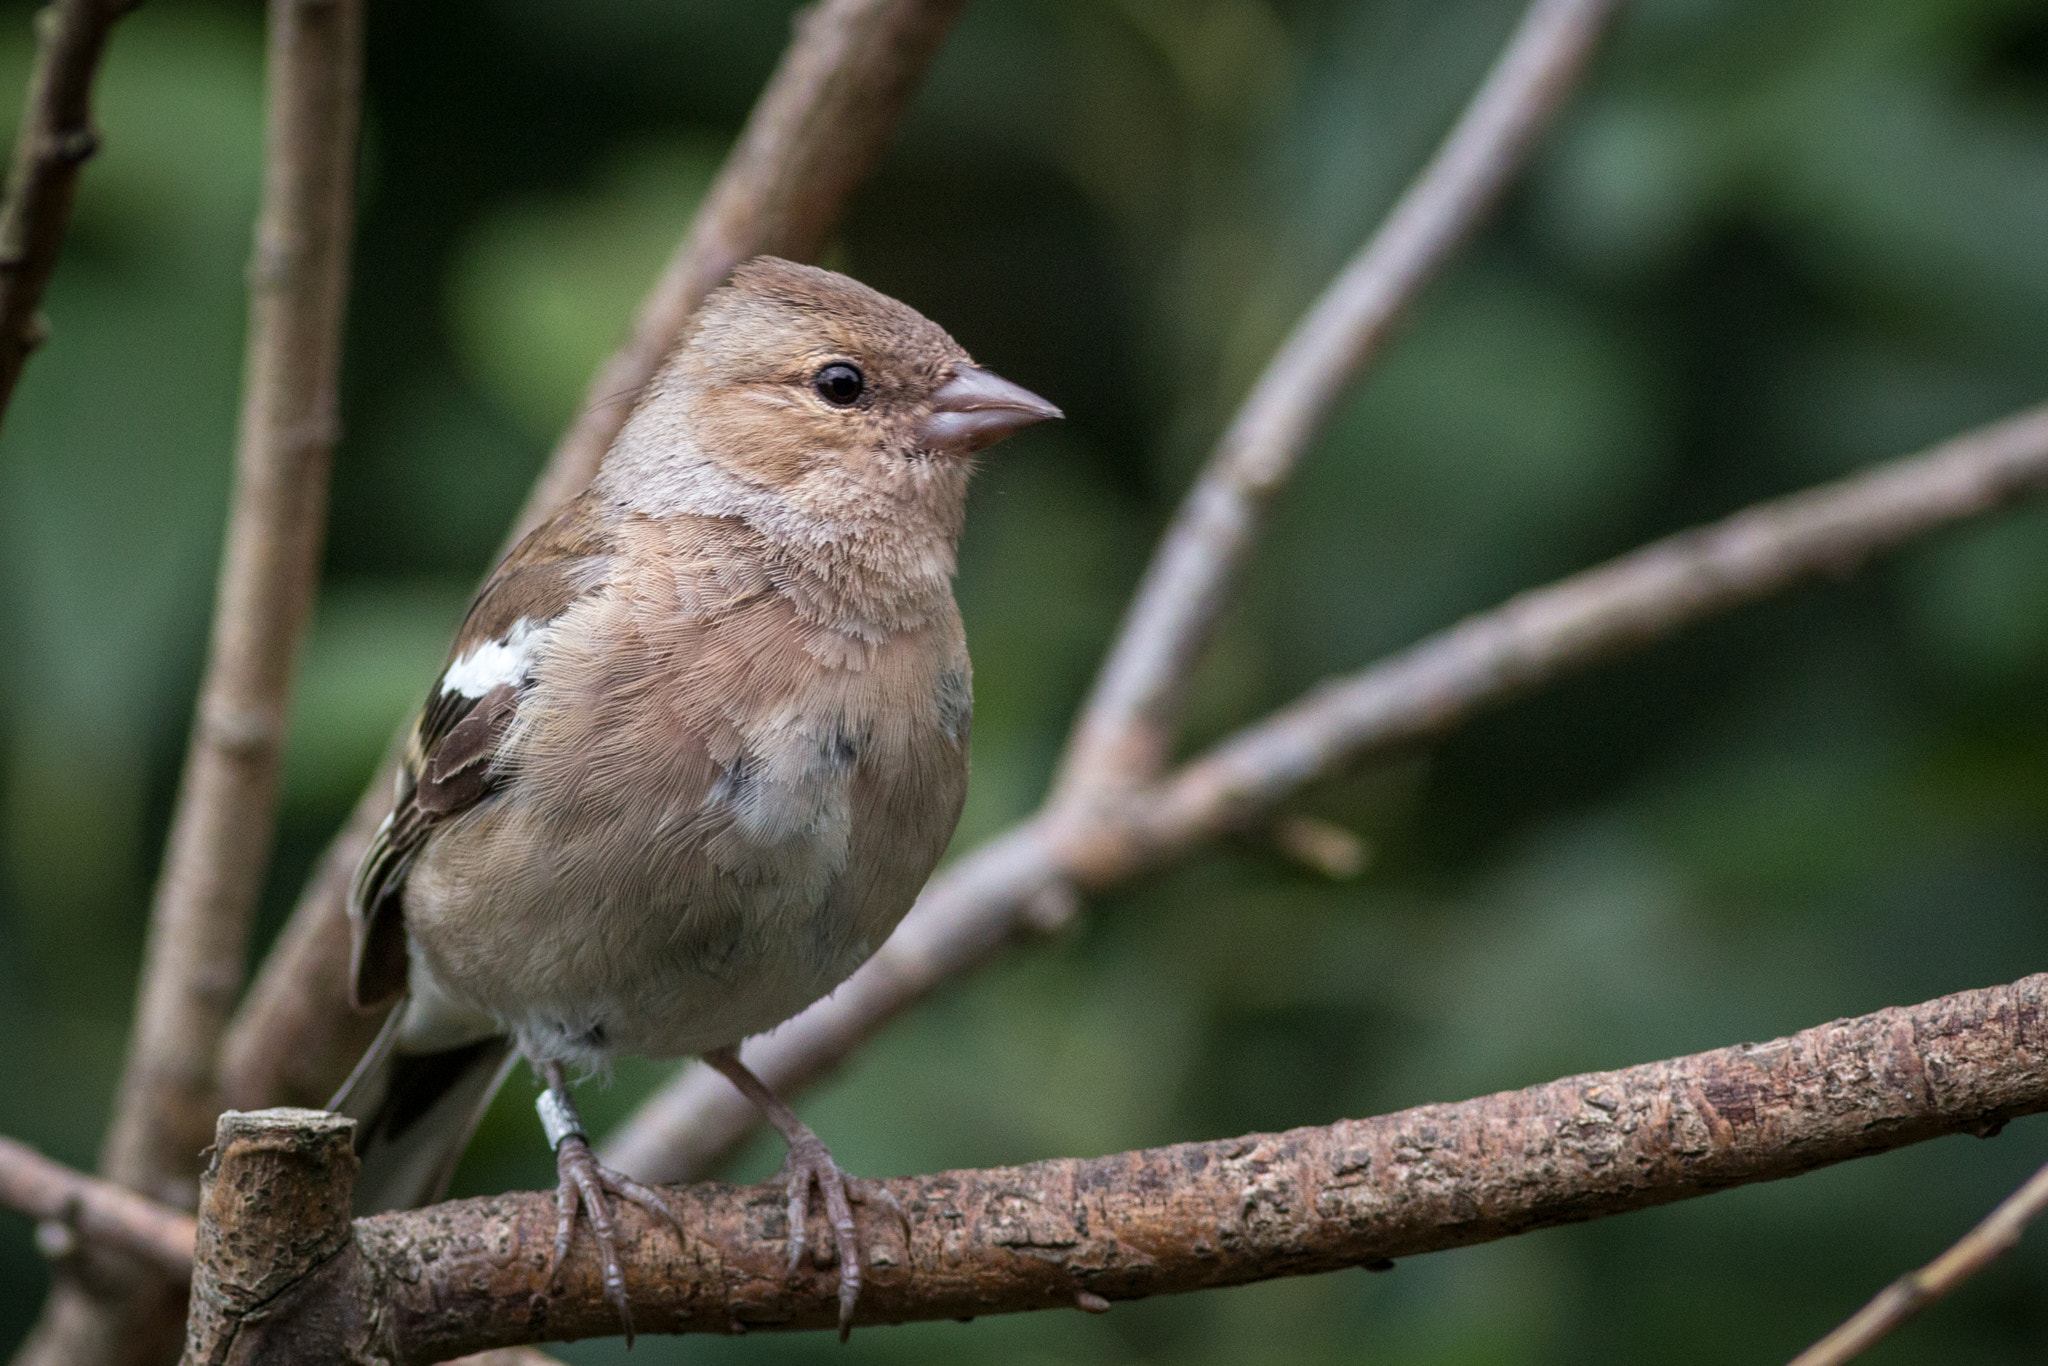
[5,0,2048,1360]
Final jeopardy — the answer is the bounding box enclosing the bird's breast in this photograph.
[406,569,971,1063]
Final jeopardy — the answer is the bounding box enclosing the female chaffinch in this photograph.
[332,256,1060,1338]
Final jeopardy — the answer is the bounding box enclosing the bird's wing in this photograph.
[349,494,616,1009]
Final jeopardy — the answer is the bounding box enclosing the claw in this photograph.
[536,1063,686,1347]
[774,1129,866,1339]
[705,1047,881,1341]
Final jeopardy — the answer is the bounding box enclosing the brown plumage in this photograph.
[332,256,1059,1339]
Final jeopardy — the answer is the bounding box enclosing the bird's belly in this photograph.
[403,720,935,1068]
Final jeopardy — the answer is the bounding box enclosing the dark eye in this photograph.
[813,362,865,407]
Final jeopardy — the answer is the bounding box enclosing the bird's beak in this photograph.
[919,366,1062,456]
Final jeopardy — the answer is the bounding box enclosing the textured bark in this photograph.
[217,0,966,1124]
[187,976,2048,1363]
[0,0,136,418]
[179,1111,357,1366]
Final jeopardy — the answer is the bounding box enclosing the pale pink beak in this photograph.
[919,366,1062,456]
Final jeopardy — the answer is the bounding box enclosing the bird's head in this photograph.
[600,256,1060,556]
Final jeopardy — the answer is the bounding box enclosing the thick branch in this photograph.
[179,1110,356,1366]
[211,975,2048,1362]
[1052,0,1622,798]
[0,1138,194,1277]
[0,0,135,418]
[605,400,2048,1183]
[219,0,966,1119]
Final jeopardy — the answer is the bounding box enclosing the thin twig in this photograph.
[603,400,2048,1183]
[1787,1156,2048,1366]
[208,974,2048,1361]
[1051,0,1623,799]
[218,0,967,1119]
[0,0,136,419]
[0,1137,194,1277]
[11,4,364,1365]
[1124,401,2048,862]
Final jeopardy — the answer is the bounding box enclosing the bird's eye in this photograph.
[812,362,865,407]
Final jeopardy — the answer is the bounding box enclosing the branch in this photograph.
[200,975,2048,1362]
[1051,0,1622,799]
[99,0,363,1213]
[0,0,135,419]
[219,0,967,1118]
[0,1138,193,1278]
[1788,1155,2048,1366]
[12,3,364,1364]
[0,1135,562,1366]
[603,400,2048,1183]
[1121,400,2048,862]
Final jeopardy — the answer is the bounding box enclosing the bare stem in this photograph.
[100,0,363,1216]
[1125,401,2048,861]
[604,400,2048,1184]
[218,0,967,1120]
[1052,0,1623,798]
[0,1137,194,1277]
[11,3,364,1365]
[0,0,136,419]
[1787,1156,2048,1366]
[203,974,2048,1362]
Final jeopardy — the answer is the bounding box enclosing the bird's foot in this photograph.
[703,1046,896,1340]
[547,1133,685,1344]
[537,1065,684,1346]
[775,1124,871,1341]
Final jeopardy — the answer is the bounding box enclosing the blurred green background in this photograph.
[4,0,2048,1361]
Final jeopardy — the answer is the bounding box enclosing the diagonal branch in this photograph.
[1788,1154,2048,1366]
[219,0,968,1120]
[603,400,2048,1183]
[1051,0,1623,800]
[516,0,967,542]
[195,974,2048,1362]
[0,0,137,419]
[1121,400,2048,862]
[0,1138,194,1278]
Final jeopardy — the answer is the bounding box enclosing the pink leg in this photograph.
[704,1047,899,1340]
[537,1059,686,1345]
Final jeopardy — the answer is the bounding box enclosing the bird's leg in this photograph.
[704,1046,889,1341]
[535,1059,685,1345]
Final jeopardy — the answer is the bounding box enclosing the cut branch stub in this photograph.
[180,1109,356,1366]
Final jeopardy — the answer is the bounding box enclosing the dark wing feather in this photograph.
[348,495,615,1009]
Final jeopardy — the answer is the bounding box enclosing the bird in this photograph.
[329,255,1060,1340]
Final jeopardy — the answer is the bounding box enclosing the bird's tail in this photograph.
[329,1009,518,1214]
